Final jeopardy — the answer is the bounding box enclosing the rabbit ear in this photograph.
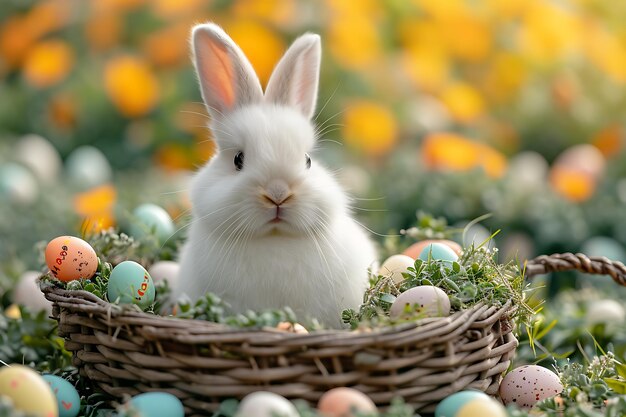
[192,23,263,117]
[265,33,321,119]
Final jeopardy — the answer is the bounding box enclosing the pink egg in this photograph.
[318,387,377,417]
[390,286,450,318]
[45,236,98,282]
[499,365,563,408]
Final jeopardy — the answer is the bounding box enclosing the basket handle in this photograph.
[524,252,626,286]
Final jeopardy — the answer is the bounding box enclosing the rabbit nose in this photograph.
[263,179,293,205]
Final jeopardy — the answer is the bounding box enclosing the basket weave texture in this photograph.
[42,253,626,416]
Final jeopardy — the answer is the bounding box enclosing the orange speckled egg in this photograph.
[318,387,377,417]
[403,239,462,259]
[45,236,98,282]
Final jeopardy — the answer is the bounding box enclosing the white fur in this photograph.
[174,23,377,327]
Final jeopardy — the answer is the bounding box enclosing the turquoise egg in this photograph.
[42,374,81,417]
[418,243,459,263]
[129,392,184,417]
[65,145,112,190]
[129,204,175,244]
[434,390,490,417]
[107,261,155,310]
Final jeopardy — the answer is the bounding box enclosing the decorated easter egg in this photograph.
[0,162,39,205]
[403,239,462,259]
[499,365,563,408]
[390,285,450,318]
[12,270,53,315]
[65,145,112,189]
[15,134,62,183]
[42,375,80,417]
[418,243,459,263]
[435,390,490,417]
[0,365,58,417]
[148,261,180,286]
[236,391,299,417]
[317,387,377,417]
[107,261,155,309]
[455,397,507,417]
[379,255,415,284]
[45,236,98,282]
[129,204,175,244]
[129,392,184,417]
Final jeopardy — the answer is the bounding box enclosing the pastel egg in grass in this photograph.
[0,365,58,417]
[455,397,507,417]
[128,392,184,417]
[12,270,53,315]
[45,236,98,282]
[435,390,491,417]
[418,243,459,263]
[148,260,180,286]
[0,162,39,205]
[236,391,299,417]
[64,145,112,190]
[15,134,62,184]
[390,286,451,318]
[403,239,462,259]
[107,261,155,310]
[42,375,80,417]
[379,254,415,284]
[317,387,377,417]
[499,365,563,408]
[129,203,175,244]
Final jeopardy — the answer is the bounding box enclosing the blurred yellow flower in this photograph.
[154,143,193,171]
[151,0,205,19]
[583,23,626,83]
[342,100,398,157]
[441,12,492,62]
[27,0,71,38]
[422,133,507,178]
[328,15,381,71]
[0,16,38,67]
[484,53,527,102]
[74,184,117,232]
[233,0,296,26]
[225,20,286,86]
[92,0,147,13]
[104,55,159,117]
[518,2,581,62]
[550,166,595,202]
[144,22,191,67]
[592,125,623,158]
[439,82,486,123]
[412,0,467,19]
[23,40,74,88]
[85,13,122,50]
[48,93,77,131]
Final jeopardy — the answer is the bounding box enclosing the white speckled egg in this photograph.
[390,286,450,318]
[148,261,180,286]
[455,397,507,417]
[317,387,377,417]
[15,134,62,184]
[379,255,415,284]
[0,365,58,417]
[129,392,184,417]
[12,271,52,315]
[42,375,80,417]
[236,391,299,417]
[499,365,563,408]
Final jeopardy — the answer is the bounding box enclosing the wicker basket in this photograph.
[42,253,626,416]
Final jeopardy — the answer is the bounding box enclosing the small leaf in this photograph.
[605,378,626,394]
[379,293,397,304]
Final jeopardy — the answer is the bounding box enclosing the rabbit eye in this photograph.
[305,153,311,169]
[234,151,244,171]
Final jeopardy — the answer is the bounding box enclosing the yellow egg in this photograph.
[0,365,58,417]
[379,254,415,284]
[455,397,507,417]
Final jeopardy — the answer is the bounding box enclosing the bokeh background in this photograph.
[1,0,626,289]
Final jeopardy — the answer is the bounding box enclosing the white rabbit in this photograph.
[173,23,377,327]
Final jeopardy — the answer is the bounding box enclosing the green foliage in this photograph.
[343,242,531,329]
